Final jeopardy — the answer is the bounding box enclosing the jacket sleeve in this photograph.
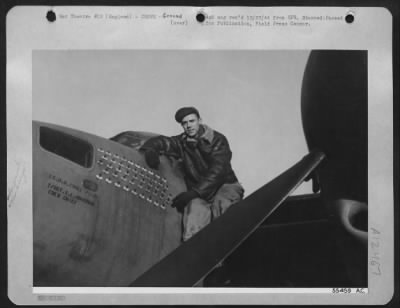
[192,136,232,200]
[140,135,182,158]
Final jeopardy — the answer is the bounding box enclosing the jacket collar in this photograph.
[200,125,214,143]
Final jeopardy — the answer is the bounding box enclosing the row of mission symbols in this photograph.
[97,149,167,182]
[96,148,171,209]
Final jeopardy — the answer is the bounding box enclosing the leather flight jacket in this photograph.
[140,125,239,201]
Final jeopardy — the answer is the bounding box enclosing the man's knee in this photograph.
[186,198,209,212]
[212,183,244,218]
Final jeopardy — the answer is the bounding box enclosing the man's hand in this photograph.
[172,190,198,213]
[144,149,160,169]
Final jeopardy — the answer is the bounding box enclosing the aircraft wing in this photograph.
[130,151,325,287]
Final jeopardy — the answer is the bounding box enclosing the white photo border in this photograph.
[6,6,394,305]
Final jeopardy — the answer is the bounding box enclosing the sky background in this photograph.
[33,50,311,196]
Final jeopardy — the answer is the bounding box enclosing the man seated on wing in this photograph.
[140,107,244,241]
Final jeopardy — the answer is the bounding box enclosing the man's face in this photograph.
[181,113,201,137]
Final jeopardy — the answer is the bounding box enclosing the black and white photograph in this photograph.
[31,49,368,289]
[6,6,394,306]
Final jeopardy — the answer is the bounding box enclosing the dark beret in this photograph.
[174,107,200,123]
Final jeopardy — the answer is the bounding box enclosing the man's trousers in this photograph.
[182,182,244,242]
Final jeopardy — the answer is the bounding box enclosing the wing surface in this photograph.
[131,151,325,287]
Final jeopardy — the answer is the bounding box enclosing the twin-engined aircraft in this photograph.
[33,50,368,287]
